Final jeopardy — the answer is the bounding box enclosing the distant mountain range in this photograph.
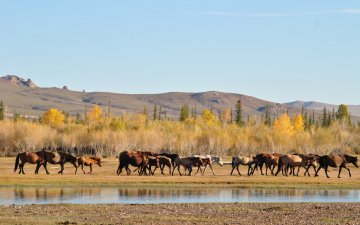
[1,75,359,121]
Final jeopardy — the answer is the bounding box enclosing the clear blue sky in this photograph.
[1,1,360,105]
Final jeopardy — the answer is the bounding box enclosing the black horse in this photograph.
[43,151,79,174]
[315,154,359,178]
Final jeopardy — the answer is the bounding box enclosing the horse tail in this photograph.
[14,154,20,172]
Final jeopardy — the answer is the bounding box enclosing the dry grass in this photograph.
[1,157,360,189]
[0,118,360,157]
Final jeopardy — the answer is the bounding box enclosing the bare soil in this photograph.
[0,203,359,225]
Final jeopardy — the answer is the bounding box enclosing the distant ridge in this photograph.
[0,75,359,121]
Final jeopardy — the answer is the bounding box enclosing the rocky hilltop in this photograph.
[0,75,37,88]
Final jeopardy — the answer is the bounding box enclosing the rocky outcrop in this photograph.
[0,75,37,88]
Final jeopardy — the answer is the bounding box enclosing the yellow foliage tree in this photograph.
[42,108,65,127]
[273,114,294,136]
[202,109,215,124]
[88,105,103,123]
[293,114,305,132]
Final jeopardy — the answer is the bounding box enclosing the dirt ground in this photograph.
[0,203,359,225]
[1,157,360,188]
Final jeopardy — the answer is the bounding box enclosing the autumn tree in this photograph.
[293,114,304,132]
[43,108,65,127]
[202,109,215,123]
[273,113,294,137]
[179,104,190,121]
[221,108,232,124]
[88,105,103,123]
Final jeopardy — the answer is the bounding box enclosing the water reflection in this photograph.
[0,187,359,205]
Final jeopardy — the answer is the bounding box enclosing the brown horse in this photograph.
[76,157,102,174]
[254,153,279,175]
[315,154,359,178]
[43,152,79,174]
[150,156,172,175]
[144,156,160,175]
[14,151,50,174]
[117,151,149,176]
[172,157,204,176]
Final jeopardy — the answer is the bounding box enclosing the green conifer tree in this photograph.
[235,99,244,126]
[0,100,5,120]
[179,104,190,121]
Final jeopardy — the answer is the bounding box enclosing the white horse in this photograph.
[191,155,224,175]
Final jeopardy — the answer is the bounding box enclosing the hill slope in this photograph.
[1,75,359,120]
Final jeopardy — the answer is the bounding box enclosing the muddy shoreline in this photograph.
[1,203,359,224]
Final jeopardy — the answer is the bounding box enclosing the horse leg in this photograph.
[344,166,351,178]
[88,164,93,174]
[314,166,322,177]
[194,166,201,176]
[260,164,264,175]
[265,165,268,176]
[208,164,215,176]
[43,162,50,175]
[58,163,64,174]
[230,165,236,175]
[178,165,182,176]
[338,166,342,178]
[73,162,78,174]
[324,165,330,178]
[21,163,26,174]
[81,164,85,174]
[237,165,241,176]
[296,167,300,176]
[35,162,41,174]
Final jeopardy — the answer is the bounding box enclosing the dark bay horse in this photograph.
[117,151,149,176]
[315,154,359,178]
[14,151,50,174]
[43,152,78,174]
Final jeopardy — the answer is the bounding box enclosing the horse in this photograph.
[144,156,160,176]
[294,154,320,176]
[191,155,223,175]
[231,156,257,176]
[172,157,203,176]
[193,157,214,176]
[158,153,179,167]
[254,153,275,175]
[117,151,149,176]
[43,151,78,174]
[76,157,102,174]
[14,150,50,174]
[275,154,313,177]
[150,156,172,175]
[315,154,359,178]
[255,153,280,176]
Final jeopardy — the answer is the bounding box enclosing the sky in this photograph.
[1,1,360,105]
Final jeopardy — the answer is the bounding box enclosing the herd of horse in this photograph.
[13,149,359,178]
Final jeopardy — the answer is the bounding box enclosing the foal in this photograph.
[76,157,102,174]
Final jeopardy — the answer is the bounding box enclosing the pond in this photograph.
[0,187,359,205]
